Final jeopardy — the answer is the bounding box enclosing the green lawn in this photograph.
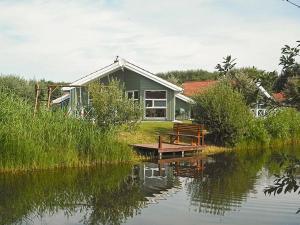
[119,121,230,155]
[119,121,174,144]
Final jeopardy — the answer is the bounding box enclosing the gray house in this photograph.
[53,58,193,121]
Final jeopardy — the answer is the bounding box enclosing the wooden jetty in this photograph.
[133,123,207,159]
[133,143,205,158]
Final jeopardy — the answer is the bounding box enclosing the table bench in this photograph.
[158,123,206,149]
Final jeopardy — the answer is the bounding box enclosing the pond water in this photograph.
[1,147,300,225]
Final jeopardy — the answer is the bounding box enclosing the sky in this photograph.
[0,0,299,82]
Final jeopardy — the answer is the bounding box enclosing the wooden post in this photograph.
[158,135,163,159]
[34,83,40,116]
[176,125,179,144]
[201,124,205,145]
[197,125,201,146]
[158,135,162,149]
[47,86,52,109]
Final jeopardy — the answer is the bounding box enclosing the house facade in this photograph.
[53,58,193,121]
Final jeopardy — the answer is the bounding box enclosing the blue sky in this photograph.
[0,0,299,81]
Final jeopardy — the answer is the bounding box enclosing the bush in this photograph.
[264,108,300,140]
[193,82,253,146]
[241,118,271,146]
[89,80,143,130]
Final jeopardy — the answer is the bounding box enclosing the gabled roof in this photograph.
[52,93,70,104]
[63,58,183,92]
[182,80,217,97]
[175,93,195,104]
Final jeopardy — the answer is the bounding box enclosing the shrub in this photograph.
[264,108,300,140]
[89,80,143,130]
[193,82,253,146]
[241,118,271,146]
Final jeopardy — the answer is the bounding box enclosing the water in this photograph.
[0,148,300,225]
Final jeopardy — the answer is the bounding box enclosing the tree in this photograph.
[89,80,143,130]
[264,154,300,213]
[193,82,253,146]
[274,41,300,92]
[215,55,237,76]
[274,41,300,110]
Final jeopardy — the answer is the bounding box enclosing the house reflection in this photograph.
[132,155,208,204]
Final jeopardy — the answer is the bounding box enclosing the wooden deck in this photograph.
[133,143,205,158]
[133,123,207,159]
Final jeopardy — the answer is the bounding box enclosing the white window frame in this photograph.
[144,90,168,119]
[126,90,139,103]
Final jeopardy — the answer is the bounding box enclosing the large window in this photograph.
[145,91,167,118]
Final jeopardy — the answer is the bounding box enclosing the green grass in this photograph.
[119,121,174,144]
[0,91,134,172]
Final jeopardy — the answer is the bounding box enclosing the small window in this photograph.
[134,91,139,100]
[145,100,153,107]
[126,90,139,102]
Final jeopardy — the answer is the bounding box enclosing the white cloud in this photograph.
[0,0,299,81]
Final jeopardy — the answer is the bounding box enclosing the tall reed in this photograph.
[0,91,133,171]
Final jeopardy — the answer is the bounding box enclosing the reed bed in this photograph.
[0,91,133,171]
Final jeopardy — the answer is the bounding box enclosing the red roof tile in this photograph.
[272,92,286,102]
[183,80,218,97]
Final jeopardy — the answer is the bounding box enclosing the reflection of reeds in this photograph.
[0,165,145,225]
[0,91,133,171]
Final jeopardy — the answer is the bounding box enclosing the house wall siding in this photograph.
[99,69,176,121]
[175,98,191,120]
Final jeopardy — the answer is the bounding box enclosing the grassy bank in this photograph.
[120,121,229,155]
[120,121,174,144]
[0,91,133,172]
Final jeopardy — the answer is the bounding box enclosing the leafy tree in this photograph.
[274,41,300,92]
[264,154,300,213]
[228,67,277,106]
[273,41,300,110]
[215,55,237,76]
[193,82,253,146]
[284,78,300,110]
[89,80,143,130]
[0,75,35,102]
[0,75,64,105]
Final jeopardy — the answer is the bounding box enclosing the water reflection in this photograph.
[0,148,299,225]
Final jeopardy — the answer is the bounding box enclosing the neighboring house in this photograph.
[182,80,217,97]
[182,80,280,118]
[53,58,193,121]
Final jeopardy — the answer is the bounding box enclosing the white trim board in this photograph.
[62,58,183,92]
[175,93,195,104]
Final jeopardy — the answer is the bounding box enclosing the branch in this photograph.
[284,0,300,8]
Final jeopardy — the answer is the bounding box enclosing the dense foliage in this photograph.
[193,81,300,147]
[193,82,253,146]
[272,41,300,109]
[0,75,64,104]
[227,67,277,106]
[89,80,143,130]
[157,69,218,85]
[0,90,133,171]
